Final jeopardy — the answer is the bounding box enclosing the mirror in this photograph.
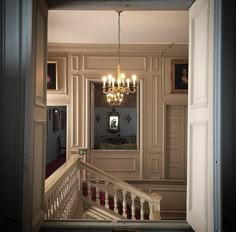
[108,107,120,133]
[92,83,138,150]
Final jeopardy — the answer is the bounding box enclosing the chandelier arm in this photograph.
[129,88,137,94]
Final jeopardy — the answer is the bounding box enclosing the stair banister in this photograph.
[45,157,80,220]
[78,159,162,220]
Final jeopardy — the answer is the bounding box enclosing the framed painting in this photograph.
[108,107,120,133]
[47,61,58,90]
[171,59,188,93]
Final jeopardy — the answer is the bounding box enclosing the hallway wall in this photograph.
[47,43,188,181]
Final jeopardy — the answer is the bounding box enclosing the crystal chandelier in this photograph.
[102,11,137,106]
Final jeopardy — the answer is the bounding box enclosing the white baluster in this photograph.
[105,181,109,209]
[47,199,51,219]
[140,198,145,220]
[45,202,48,220]
[122,190,127,217]
[131,193,136,220]
[96,178,100,204]
[114,187,118,213]
[50,195,54,218]
[149,202,154,220]
[150,192,162,220]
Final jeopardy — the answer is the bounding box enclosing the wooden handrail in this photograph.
[78,159,156,203]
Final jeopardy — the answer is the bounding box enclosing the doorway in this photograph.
[23,0,219,232]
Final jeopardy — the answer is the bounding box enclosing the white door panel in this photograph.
[187,0,214,231]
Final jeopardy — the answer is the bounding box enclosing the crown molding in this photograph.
[48,43,188,56]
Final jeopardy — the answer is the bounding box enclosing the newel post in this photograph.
[150,192,162,220]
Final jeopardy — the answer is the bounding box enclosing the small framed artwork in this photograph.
[108,107,120,133]
[171,59,188,93]
[47,61,58,90]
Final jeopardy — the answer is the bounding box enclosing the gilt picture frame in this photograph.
[171,59,188,93]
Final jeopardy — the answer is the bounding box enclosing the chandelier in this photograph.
[102,11,137,106]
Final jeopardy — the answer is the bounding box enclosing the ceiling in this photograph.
[48,10,189,44]
[47,0,193,44]
[46,0,195,11]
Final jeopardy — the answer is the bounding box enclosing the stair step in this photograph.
[40,220,194,232]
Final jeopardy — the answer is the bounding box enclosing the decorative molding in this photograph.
[151,56,160,71]
[83,55,147,71]
[72,75,79,146]
[189,2,209,108]
[71,55,80,71]
[94,157,137,172]
[188,121,208,225]
[48,43,188,55]
[33,122,46,228]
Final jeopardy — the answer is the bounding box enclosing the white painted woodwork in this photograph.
[31,0,48,231]
[83,56,147,71]
[166,105,187,179]
[89,150,140,179]
[78,159,162,220]
[45,157,80,219]
[187,0,214,231]
[48,43,188,181]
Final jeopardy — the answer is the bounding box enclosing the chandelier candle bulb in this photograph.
[108,74,112,86]
[121,73,125,85]
[127,78,130,88]
[132,75,136,86]
[103,76,107,87]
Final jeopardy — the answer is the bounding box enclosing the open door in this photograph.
[187,0,214,231]
[23,0,48,231]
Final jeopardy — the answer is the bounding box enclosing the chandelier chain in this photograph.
[118,11,121,66]
[102,10,136,106]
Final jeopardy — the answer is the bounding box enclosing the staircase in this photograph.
[44,157,162,221]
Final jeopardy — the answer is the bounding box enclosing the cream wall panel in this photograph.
[146,75,161,149]
[94,158,136,172]
[145,74,162,179]
[47,56,67,94]
[166,105,186,179]
[47,44,188,181]
[146,153,162,179]
[150,56,161,71]
[129,180,186,220]
[150,186,186,220]
[71,55,80,71]
[72,75,79,147]
[89,150,140,179]
[71,75,86,149]
[83,56,147,71]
